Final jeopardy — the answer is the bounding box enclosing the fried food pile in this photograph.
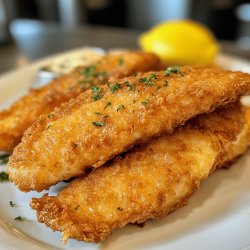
[0,51,160,152]
[30,102,250,243]
[2,51,250,243]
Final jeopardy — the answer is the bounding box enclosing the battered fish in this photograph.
[30,102,250,243]
[0,51,160,152]
[8,66,250,192]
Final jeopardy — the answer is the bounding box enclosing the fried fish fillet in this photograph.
[0,51,160,152]
[8,66,250,192]
[30,102,250,243]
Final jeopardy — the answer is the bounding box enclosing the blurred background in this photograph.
[0,0,250,73]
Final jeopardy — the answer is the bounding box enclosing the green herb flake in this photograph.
[110,83,121,94]
[139,77,147,83]
[91,85,99,92]
[14,216,25,222]
[150,73,157,79]
[117,104,125,112]
[141,98,150,106]
[139,73,157,87]
[0,171,9,182]
[164,66,182,77]
[47,114,54,118]
[80,66,107,84]
[118,57,124,66]
[104,101,112,109]
[81,65,96,78]
[124,81,134,91]
[10,201,17,207]
[133,99,137,104]
[0,154,9,165]
[91,86,104,101]
[46,125,51,130]
[95,112,102,116]
[92,121,104,127]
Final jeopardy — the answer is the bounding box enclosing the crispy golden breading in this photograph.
[0,51,160,152]
[30,102,250,243]
[8,66,250,192]
[220,107,250,168]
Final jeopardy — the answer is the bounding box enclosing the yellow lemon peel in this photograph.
[139,20,219,65]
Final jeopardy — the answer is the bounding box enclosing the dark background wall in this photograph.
[2,0,250,42]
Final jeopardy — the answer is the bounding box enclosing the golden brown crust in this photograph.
[8,66,250,192]
[0,51,161,152]
[219,105,250,168]
[30,102,250,243]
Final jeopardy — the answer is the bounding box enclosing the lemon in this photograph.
[139,20,219,65]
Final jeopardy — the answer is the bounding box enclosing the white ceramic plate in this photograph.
[1,50,250,250]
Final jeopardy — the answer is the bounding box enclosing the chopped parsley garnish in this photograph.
[118,57,124,66]
[0,171,9,182]
[91,86,104,101]
[47,114,54,118]
[117,104,125,112]
[139,78,145,82]
[124,81,134,90]
[92,121,104,127]
[150,73,157,79]
[139,73,157,86]
[14,216,25,222]
[164,66,182,76]
[104,101,112,109]
[133,99,137,104]
[0,154,9,165]
[91,85,100,92]
[110,83,121,93]
[141,98,150,106]
[95,112,108,118]
[81,66,107,83]
[10,201,17,207]
[46,125,51,130]
[81,65,96,78]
